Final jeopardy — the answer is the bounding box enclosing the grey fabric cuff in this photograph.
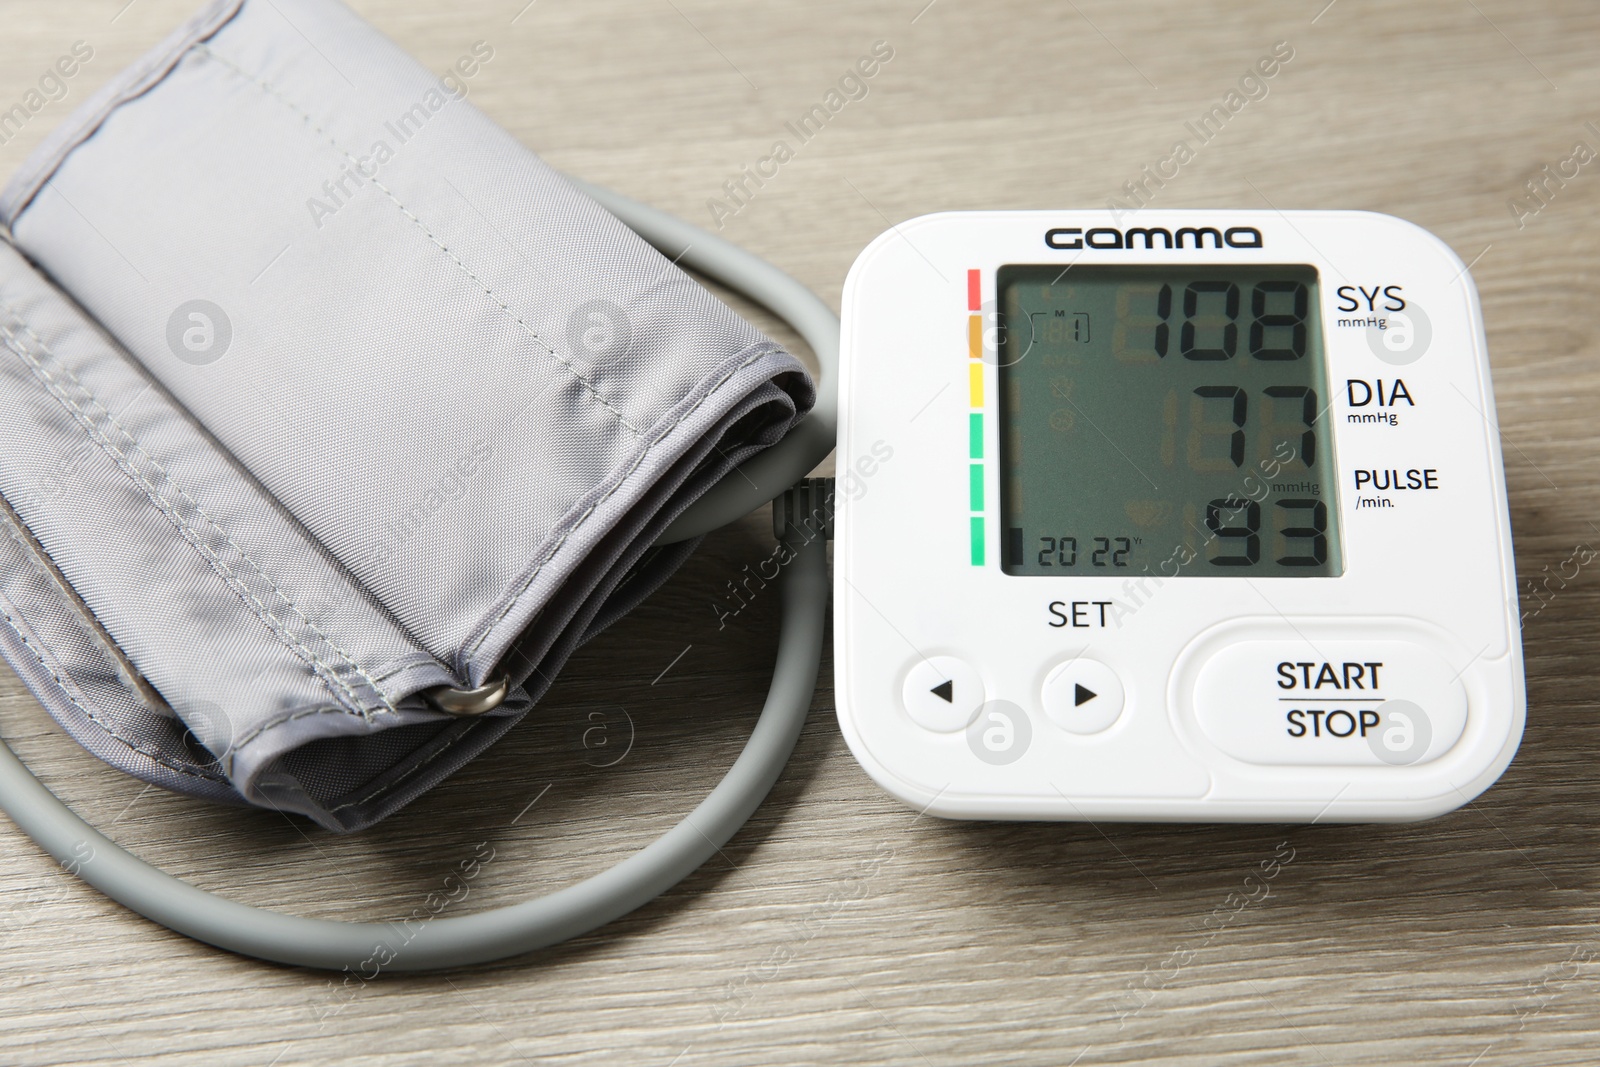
[0,0,813,831]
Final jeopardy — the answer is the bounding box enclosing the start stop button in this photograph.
[1191,636,1467,766]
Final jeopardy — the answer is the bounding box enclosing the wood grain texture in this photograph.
[2,1,1599,1064]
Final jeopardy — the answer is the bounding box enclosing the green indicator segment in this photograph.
[969,413,983,458]
[970,516,985,566]
[969,463,984,511]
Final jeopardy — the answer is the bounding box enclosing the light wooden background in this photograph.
[2,1,1599,1064]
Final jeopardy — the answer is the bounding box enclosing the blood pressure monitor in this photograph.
[834,210,1524,822]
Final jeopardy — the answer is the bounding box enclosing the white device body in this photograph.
[834,210,1524,822]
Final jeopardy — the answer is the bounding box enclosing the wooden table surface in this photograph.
[3,1,1599,1064]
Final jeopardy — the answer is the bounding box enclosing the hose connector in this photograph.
[772,477,836,544]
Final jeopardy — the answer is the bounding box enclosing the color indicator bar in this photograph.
[967,269,984,566]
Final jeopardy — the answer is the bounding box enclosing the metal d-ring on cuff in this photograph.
[426,675,511,716]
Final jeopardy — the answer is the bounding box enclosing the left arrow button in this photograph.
[902,656,985,732]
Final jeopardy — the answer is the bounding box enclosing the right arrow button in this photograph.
[1043,659,1125,735]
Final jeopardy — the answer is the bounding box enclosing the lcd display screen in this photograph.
[996,264,1342,578]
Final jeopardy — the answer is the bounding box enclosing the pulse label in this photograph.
[1353,469,1438,491]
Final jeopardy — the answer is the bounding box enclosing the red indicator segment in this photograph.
[967,269,981,311]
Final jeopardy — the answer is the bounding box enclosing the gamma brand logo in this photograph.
[1043,225,1264,250]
